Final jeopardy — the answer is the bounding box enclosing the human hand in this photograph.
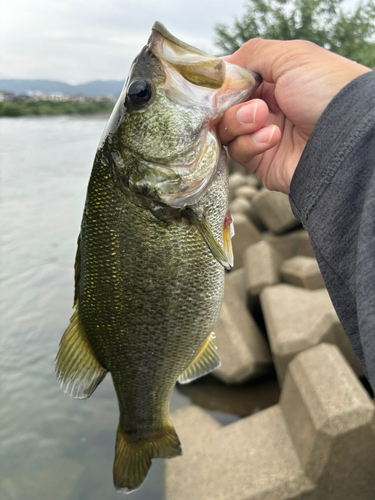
[219,39,371,194]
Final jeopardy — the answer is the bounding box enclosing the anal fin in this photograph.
[178,333,221,384]
[55,307,107,399]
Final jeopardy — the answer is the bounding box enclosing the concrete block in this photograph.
[247,206,267,232]
[227,156,245,175]
[213,268,272,383]
[228,172,247,201]
[166,344,375,500]
[280,255,325,289]
[260,284,363,383]
[229,198,266,231]
[166,405,314,500]
[229,197,252,218]
[244,174,262,189]
[252,188,300,234]
[223,267,248,306]
[244,240,282,297]
[264,230,315,260]
[231,213,262,269]
[234,185,259,201]
[177,372,280,418]
[280,343,375,498]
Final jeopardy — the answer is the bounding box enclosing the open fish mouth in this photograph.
[150,22,261,115]
[143,22,261,208]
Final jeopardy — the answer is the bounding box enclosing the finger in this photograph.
[224,39,287,83]
[219,99,269,146]
[227,124,281,172]
[225,39,319,83]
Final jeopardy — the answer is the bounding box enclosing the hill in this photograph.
[0,79,124,97]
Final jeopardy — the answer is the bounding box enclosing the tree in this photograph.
[214,0,375,67]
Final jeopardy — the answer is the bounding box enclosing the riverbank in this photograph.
[0,100,114,117]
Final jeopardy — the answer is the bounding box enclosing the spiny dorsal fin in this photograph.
[184,207,232,270]
[55,308,107,399]
[178,333,221,384]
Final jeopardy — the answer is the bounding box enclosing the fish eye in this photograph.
[127,79,154,107]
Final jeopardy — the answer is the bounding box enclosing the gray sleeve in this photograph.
[289,70,375,391]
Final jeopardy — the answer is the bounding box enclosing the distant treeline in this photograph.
[0,101,114,117]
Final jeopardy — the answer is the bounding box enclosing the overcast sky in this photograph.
[1,0,357,85]
[1,0,251,84]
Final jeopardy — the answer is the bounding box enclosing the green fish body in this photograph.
[56,22,261,493]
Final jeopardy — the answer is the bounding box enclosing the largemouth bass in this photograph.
[56,22,261,493]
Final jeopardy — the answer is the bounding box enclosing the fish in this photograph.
[55,22,261,493]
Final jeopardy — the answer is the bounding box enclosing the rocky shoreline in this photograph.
[166,162,375,500]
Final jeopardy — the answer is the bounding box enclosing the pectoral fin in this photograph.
[184,207,232,270]
[178,333,221,384]
[55,307,107,399]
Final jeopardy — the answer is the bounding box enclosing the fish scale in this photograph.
[55,21,261,493]
[81,147,225,420]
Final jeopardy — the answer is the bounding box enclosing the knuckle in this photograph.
[241,38,264,59]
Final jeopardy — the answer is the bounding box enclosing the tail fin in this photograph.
[113,423,182,493]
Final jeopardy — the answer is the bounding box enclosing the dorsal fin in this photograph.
[178,333,221,384]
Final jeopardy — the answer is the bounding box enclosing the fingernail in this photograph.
[252,125,276,144]
[237,101,258,125]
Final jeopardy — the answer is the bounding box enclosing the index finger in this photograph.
[226,38,314,83]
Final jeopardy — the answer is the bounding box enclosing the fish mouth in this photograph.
[152,21,214,58]
[149,22,262,116]
[151,22,227,90]
[143,22,262,208]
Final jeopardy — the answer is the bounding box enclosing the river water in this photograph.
[0,116,279,500]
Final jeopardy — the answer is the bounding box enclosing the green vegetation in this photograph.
[214,0,375,67]
[0,100,114,117]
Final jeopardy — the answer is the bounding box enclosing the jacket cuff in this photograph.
[289,70,375,224]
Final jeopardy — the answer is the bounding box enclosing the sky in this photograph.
[1,0,251,84]
[1,0,358,85]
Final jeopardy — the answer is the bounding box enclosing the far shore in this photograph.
[0,112,112,120]
[0,101,114,117]
[66,112,111,120]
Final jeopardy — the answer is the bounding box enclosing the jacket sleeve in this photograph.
[289,70,375,391]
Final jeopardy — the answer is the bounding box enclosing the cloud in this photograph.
[1,0,248,83]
